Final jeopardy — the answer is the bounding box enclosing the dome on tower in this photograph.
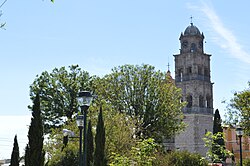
[184,23,201,36]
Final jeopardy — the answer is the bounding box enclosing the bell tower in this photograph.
[174,22,214,156]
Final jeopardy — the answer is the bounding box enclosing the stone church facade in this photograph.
[172,23,214,156]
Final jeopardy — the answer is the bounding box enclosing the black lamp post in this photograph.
[236,126,244,166]
[77,91,93,166]
[76,115,84,166]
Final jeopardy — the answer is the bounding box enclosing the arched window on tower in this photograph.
[199,95,204,107]
[186,95,192,108]
[205,95,211,108]
[178,68,183,82]
[190,43,197,52]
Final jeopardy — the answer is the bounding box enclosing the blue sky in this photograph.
[0,0,250,159]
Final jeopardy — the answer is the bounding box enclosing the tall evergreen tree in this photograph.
[94,107,106,166]
[10,135,19,166]
[213,109,223,134]
[27,93,45,166]
[87,120,94,166]
[24,144,30,166]
[212,109,226,162]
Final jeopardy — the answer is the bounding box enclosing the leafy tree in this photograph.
[110,138,157,166]
[93,64,185,142]
[45,120,79,166]
[10,135,19,166]
[87,120,94,166]
[45,105,137,165]
[104,106,137,158]
[94,107,106,166]
[225,82,250,135]
[203,131,232,164]
[29,65,92,133]
[27,94,45,166]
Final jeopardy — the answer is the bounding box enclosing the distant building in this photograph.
[224,125,250,164]
[166,22,214,156]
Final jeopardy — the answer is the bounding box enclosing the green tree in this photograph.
[104,107,137,159]
[213,109,223,134]
[28,94,45,166]
[110,138,157,166]
[44,120,79,166]
[87,120,94,166]
[29,65,92,133]
[10,135,19,166]
[25,144,30,166]
[225,82,250,135]
[212,109,226,162]
[94,64,185,142]
[203,131,232,164]
[94,107,106,166]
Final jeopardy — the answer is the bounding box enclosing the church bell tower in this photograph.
[174,22,214,156]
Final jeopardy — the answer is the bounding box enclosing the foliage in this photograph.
[94,107,106,166]
[213,109,223,134]
[239,158,250,166]
[27,94,45,166]
[29,65,92,133]
[45,103,138,165]
[25,144,30,166]
[224,82,250,135]
[212,109,225,162]
[203,131,233,163]
[87,120,94,166]
[154,150,208,166]
[0,0,7,29]
[109,138,157,166]
[45,120,79,166]
[102,104,138,160]
[48,144,79,166]
[94,64,186,142]
[10,135,19,166]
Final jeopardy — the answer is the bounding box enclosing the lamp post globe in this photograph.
[77,91,93,166]
[236,125,244,166]
[77,91,93,113]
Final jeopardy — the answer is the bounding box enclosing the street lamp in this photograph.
[236,125,244,166]
[76,115,84,166]
[77,91,93,166]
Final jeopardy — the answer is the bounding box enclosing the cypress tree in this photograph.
[24,144,30,166]
[93,107,106,166]
[10,135,19,166]
[212,109,226,162]
[87,120,94,166]
[27,93,45,166]
[213,109,223,134]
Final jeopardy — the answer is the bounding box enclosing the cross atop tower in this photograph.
[167,62,170,71]
[190,16,193,25]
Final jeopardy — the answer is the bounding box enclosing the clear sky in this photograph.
[0,0,249,159]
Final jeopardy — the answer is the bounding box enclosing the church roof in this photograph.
[184,23,201,36]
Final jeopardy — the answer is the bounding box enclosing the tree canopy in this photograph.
[225,82,250,135]
[94,64,185,142]
[29,65,93,133]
